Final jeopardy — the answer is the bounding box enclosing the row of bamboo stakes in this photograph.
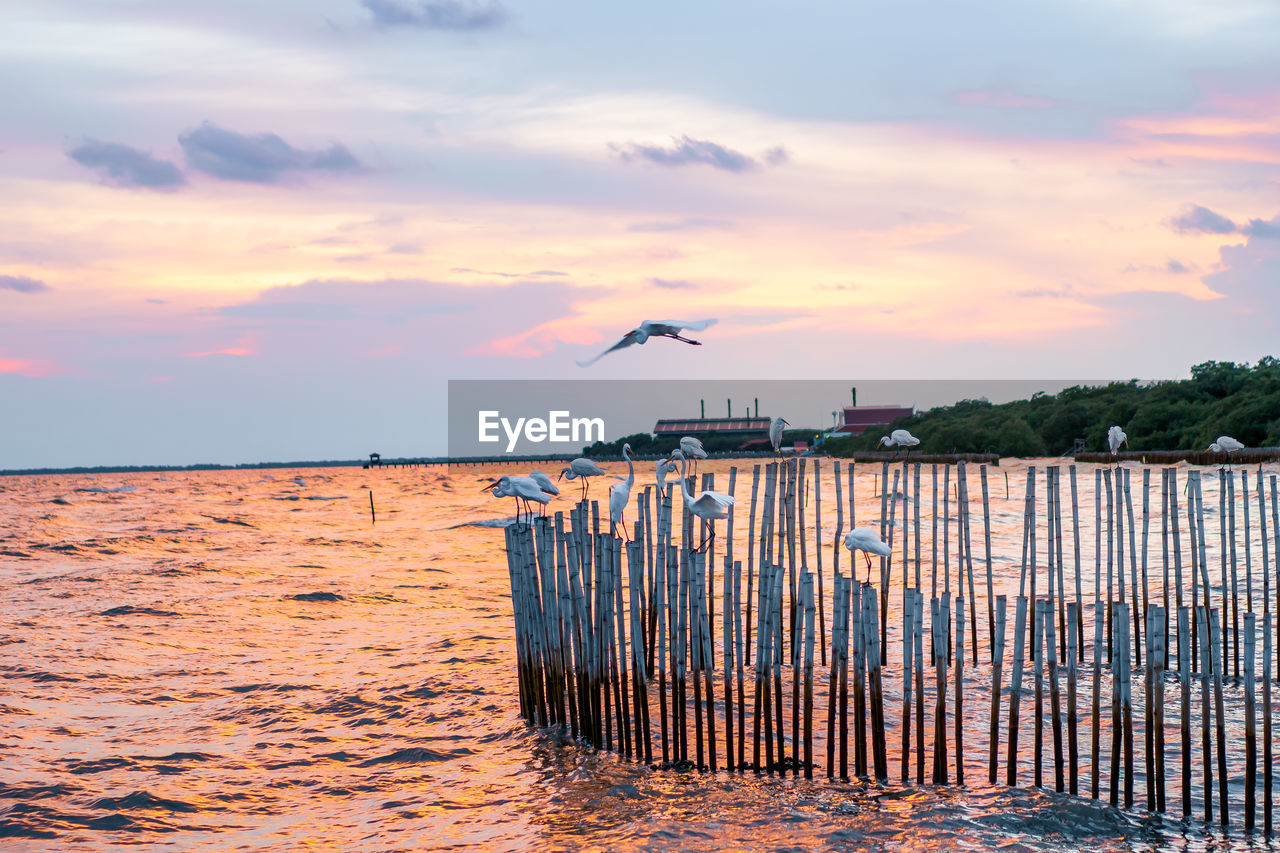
[501,459,1279,833]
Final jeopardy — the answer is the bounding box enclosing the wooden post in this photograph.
[1179,605,1192,819]
[954,594,965,785]
[1007,594,1028,786]
[990,595,1008,784]
[1066,600,1079,795]
[1245,611,1257,832]
[982,464,996,661]
[933,596,948,784]
[902,588,915,783]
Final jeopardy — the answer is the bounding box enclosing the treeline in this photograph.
[823,358,1280,457]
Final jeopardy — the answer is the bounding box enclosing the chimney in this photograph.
[851,386,857,407]
[700,399,705,419]
[727,398,731,417]
[754,397,759,417]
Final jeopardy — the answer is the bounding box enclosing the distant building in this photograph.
[654,416,771,437]
[829,405,914,436]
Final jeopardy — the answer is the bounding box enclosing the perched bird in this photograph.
[655,456,678,499]
[679,435,709,477]
[668,449,734,553]
[1107,425,1127,456]
[528,470,559,496]
[609,444,635,539]
[481,475,554,527]
[1208,435,1244,465]
[770,416,789,454]
[844,528,892,584]
[577,319,717,367]
[558,457,608,500]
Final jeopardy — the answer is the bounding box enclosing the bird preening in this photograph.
[1107,425,1127,456]
[576,319,717,367]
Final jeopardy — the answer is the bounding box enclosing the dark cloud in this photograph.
[651,277,696,290]
[66,139,186,189]
[1165,259,1190,274]
[614,136,769,173]
[0,274,50,293]
[1167,204,1238,235]
[179,122,361,184]
[360,0,507,30]
[627,217,735,233]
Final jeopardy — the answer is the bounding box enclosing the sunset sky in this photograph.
[3,0,1280,468]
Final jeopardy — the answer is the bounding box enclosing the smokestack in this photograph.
[700,399,705,419]
[727,398,731,417]
[851,386,857,407]
[754,397,759,417]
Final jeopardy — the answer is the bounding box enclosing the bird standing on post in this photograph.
[527,470,559,496]
[770,416,789,454]
[666,449,734,552]
[679,435,708,478]
[576,319,718,367]
[558,457,608,500]
[609,444,635,540]
[879,428,920,460]
[481,474,554,528]
[844,528,892,584]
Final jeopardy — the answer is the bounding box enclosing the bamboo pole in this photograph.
[1245,610,1257,831]
[982,464,995,660]
[1007,594,1028,786]
[990,594,1007,784]
[1067,600,1079,795]
[902,589,915,783]
[955,594,965,785]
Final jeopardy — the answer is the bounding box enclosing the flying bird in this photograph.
[609,443,636,540]
[1107,425,1127,456]
[668,449,734,553]
[844,528,892,584]
[770,416,789,454]
[559,457,608,500]
[576,319,718,367]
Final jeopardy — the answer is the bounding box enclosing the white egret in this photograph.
[1107,425,1127,455]
[679,435,709,478]
[1208,435,1245,465]
[879,427,921,460]
[481,474,554,527]
[769,416,789,454]
[655,456,678,499]
[668,449,734,552]
[559,457,608,500]
[577,319,718,367]
[528,470,559,496]
[844,528,892,584]
[609,443,636,540]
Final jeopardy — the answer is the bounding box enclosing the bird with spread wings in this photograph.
[576,319,717,367]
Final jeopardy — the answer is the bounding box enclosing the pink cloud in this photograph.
[183,335,256,358]
[0,355,62,377]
